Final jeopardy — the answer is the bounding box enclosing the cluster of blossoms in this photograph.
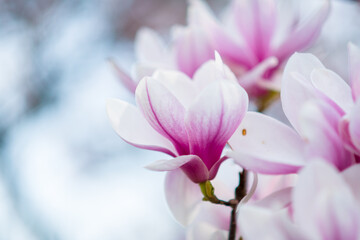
[107,0,360,239]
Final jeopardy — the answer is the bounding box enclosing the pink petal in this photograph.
[192,54,238,91]
[185,81,248,172]
[349,43,360,101]
[232,0,277,60]
[164,169,202,226]
[313,189,360,240]
[145,155,209,183]
[339,116,360,155]
[188,0,256,67]
[274,0,330,62]
[108,60,137,93]
[311,68,353,113]
[227,112,305,174]
[135,77,189,155]
[173,25,214,77]
[106,99,176,156]
[299,101,353,170]
[349,100,360,152]
[239,57,279,95]
[281,53,325,133]
[293,161,360,239]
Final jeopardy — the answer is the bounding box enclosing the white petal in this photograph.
[164,169,202,226]
[311,68,353,113]
[106,99,176,155]
[228,112,305,174]
[281,52,325,132]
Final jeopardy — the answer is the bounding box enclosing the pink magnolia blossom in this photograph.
[238,161,360,240]
[189,0,330,96]
[228,45,360,174]
[107,56,248,183]
[113,0,330,98]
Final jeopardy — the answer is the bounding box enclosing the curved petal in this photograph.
[135,77,189,155]
[164,169,202,226]
[185,81,248,171]
[173,25,214,77]
[349,42,360,101]
[145,155,210,183]
[231,0,277,60]
[349,100,360,152]
[151,70,196,109]
[311,68,353,113]
[339,116,360,154]
[228,112,305,174]
[299,101,353,170]
[274,0,330,62]
[188,0,256,67]
[281,52,325,132]
[106,99,176,156]
[108,60,137,93]
[293,161,360,240]
[192,55,238,91]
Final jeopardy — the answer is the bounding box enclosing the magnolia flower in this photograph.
[107,56,248,183]
[113,0,330,98]
[238,161,360,240]
[228,45,360,174]
[181,0,330,96]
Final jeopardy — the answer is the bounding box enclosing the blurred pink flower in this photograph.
[238,161,360,240]
[228,46,360,174]
[107,56,248,183]
[189,0,330,97]
[114,0,330,98]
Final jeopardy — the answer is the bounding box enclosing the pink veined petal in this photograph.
[313,188,360,240]
[349,42,360,101]
[227,112,305,174]
[239,57,279,95]
[292,161,359,239]
[232,0,277,61]
[339,116,360,155]
[274,0,330,62]
[311,68,353,114]
[164,169,202,226]
[106,99,176,156]
[349,99,360,152]
[281,52,325,132]
[135,77,189,155]
[173,25,214,78]
[185,81,248,173]
[108,60,137,93]
[299,101,353,170]
[188,0,257,67]
[145,155,209,183]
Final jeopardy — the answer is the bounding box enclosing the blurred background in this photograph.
[0,0,359,239]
